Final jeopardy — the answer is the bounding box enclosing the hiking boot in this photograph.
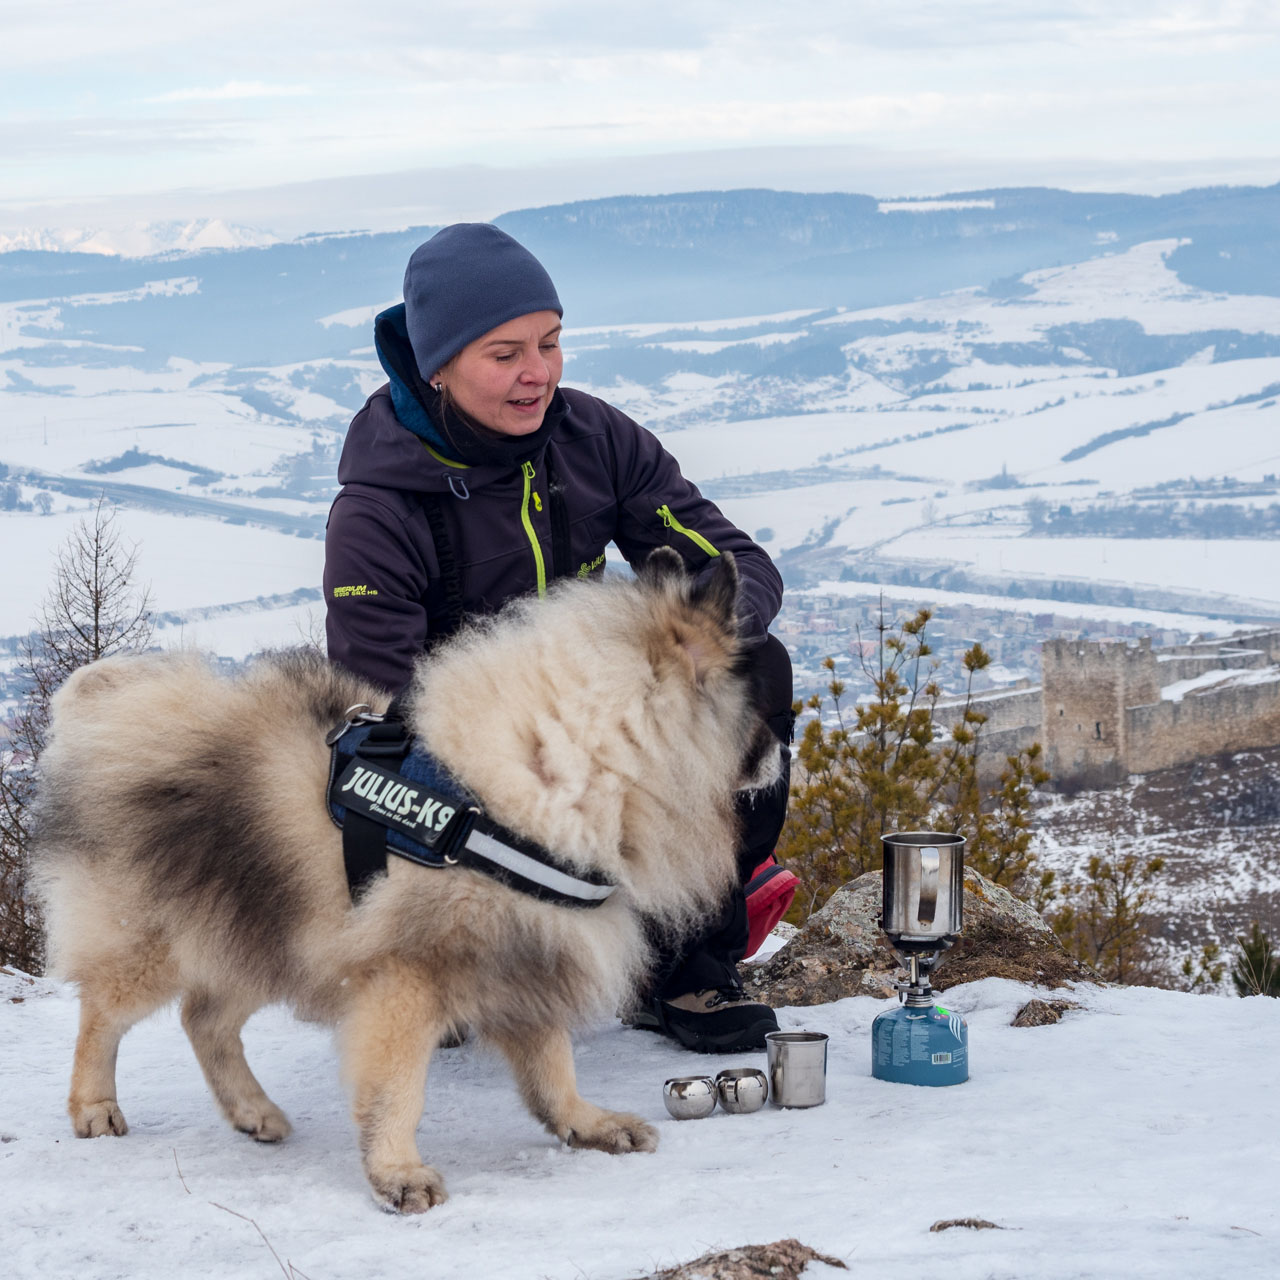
[644,985,779,1054]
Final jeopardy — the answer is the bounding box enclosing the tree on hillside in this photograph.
[1049,847,1166,985]
[777,605,1053,921]
[1179,941,1226,993]
[1231,921,1280,997]
[0,497,152,972]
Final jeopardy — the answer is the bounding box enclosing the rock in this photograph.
[930,1218,1003,1233]
[639,1238,847,1279]
[1011,998,1081,1027]
[742,866,1100,1008]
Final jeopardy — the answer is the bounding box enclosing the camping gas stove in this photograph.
[872,832,969,1087]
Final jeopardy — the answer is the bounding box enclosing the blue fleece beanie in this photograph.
[403,223,563,382]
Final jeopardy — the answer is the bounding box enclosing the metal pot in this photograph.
[880,831,965,951]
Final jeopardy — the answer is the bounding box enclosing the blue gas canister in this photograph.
[872,1000,968,1086]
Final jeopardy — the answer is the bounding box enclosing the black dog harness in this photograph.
[326,703,617,909]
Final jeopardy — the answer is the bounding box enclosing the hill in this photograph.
[1036,745,1280,983]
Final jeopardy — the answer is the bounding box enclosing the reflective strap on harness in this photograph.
[460,825,617,905]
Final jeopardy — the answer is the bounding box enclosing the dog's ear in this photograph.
[648,552,741,688]
[641,546,687,588]
[690,551,739,632]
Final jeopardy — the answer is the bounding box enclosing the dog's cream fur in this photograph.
[34,550,777,1212]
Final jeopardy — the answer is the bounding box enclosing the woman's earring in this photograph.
[433,382,442,392]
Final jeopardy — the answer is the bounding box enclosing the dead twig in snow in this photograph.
[210,1201,290,1280]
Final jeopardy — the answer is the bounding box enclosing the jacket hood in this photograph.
[374,303,452,453]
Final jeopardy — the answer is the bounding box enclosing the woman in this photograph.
[324,223,794,1053]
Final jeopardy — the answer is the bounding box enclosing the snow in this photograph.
[814,240,1280,339]
[878,200,997,213]
[0,221,279,258]
[809,580,1245,636]
[1162,666,1280,702]
[2,965,1276,1279]
[880,531,1280,611]
[6,227,1280,676]
[565,309,826,339]
[318,299,401,330]
[149,603,327,661]
[1,388,319,477]
[0,507,323,635]
[643,331,807,354]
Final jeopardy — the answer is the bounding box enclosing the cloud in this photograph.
[0,116,243,161]
[145,82,312,104]
[1,1,1276,217]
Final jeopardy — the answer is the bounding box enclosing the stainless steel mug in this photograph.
[715,1067,769,1114]
[766,1031,829,1108]
[662,1075,717,1119]
[880,831,965,950]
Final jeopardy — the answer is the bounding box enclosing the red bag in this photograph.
[743,855,799,959]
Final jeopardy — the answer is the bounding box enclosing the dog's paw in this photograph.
[231,1102,292,1143]
[71,1099,128,1138]
[367,1162,449,1214]
[566,1110,659,1155]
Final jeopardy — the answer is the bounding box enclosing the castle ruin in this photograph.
[932,628,1280,790]
[1041,629,1280,789]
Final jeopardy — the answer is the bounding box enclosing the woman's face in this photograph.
[435,310,563,437]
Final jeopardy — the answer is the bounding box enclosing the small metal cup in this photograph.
[662,1075,717,1120]
[715,1067,769,1114]
[766,1031,829,1108]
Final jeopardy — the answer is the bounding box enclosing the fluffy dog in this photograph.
[34,549,779,1212]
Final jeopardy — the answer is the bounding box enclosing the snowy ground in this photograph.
[2,964,1277,1280]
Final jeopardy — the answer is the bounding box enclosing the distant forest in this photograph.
[1027,498,1280,538]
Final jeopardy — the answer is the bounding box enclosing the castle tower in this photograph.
[1041,637,1160,789]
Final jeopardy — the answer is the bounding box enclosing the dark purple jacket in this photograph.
[324,383,784,693]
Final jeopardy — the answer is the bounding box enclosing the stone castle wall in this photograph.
[919,628,1280,789]
[1125,676,1280,775]
[933,687,1043,736]
[1041,628,1280,788]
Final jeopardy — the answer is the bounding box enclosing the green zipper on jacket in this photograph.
[522,461,548,596]
[657,504,721,558]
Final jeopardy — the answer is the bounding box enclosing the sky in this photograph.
[2,0,1279,236]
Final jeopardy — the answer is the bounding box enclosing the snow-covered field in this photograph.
[0,507,323,637]
[881,532,1280,612]
[2,965,1276,1280]
[808,580,1245,637]
[5,234,1280,666]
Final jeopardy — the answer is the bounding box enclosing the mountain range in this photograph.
[4,182,1280,705]
[3,183,1279,368]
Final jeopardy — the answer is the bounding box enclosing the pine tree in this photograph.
[777,605,1052,920]
[1049,850,1166,985]
[1180,941,1226,993]
[0,497,152,971]
[1231,921,1280,997]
